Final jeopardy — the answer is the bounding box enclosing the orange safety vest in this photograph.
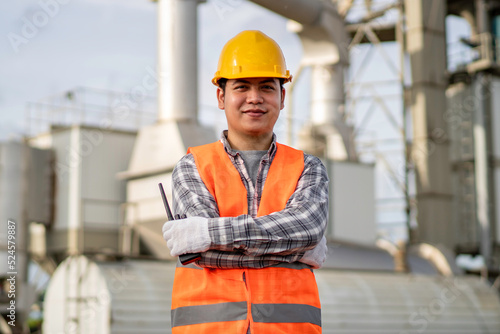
[171,141,321,334]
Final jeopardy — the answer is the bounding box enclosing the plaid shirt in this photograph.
[172,132,329,268]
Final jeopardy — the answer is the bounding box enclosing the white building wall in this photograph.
[29,126,137,255]
[81,129,136,228]
[328,161,376,246]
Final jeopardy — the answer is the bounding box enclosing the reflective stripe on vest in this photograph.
[172,301,247,327]
[172,141,321,333]
[252,303,321,326]
[172,302,321,328]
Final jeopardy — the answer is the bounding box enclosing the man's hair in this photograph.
[217,78,285,93]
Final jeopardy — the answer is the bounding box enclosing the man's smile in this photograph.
[242,108,267,117]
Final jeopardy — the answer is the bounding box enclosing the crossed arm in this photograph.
[166,153,329,269]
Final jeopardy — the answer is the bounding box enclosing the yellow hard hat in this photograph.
[212,30,292,86]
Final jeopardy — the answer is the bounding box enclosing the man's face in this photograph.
[217,77,285,138]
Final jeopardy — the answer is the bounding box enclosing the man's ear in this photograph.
[217,87,225,110]
[280,86,286,110]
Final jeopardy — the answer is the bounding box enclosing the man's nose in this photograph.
[246,86,264,104]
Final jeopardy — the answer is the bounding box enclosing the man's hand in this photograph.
[162,217,211,257]
[299,236,328,269]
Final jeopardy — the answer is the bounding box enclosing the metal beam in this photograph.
[346,23,396,43]
[405,0,454,249]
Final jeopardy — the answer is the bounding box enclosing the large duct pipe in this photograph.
[250,0,324,26]
[264,0,354,160]
[158,0,201,122]
[310,64,344,125]
[287,15,349,129]
[251,0,348,66]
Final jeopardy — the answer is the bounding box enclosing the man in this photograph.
[163,30,329,333]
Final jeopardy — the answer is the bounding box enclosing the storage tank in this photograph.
[43,255,175,334]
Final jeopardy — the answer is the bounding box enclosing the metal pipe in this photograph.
[473,0,493,267]
[474,73,493,266]
[158,0,201,122]
[250,0,324,26]
[396,0,413,243]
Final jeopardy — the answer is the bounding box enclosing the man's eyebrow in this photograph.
[231,79,277,85]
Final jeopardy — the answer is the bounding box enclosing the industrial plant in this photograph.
[2,0,500,333]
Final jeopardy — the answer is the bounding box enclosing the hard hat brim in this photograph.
[212,71,292,86]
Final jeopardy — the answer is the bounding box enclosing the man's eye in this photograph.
[262,85,275,90]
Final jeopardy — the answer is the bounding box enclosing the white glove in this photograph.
[162,217,211,257]
[299,236,327,269]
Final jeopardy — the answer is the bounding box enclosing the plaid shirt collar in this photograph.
[219,130,278,161]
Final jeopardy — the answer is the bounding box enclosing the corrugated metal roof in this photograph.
[100,260,173,333]
[323,241,439,275]
[316,269,500,333]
